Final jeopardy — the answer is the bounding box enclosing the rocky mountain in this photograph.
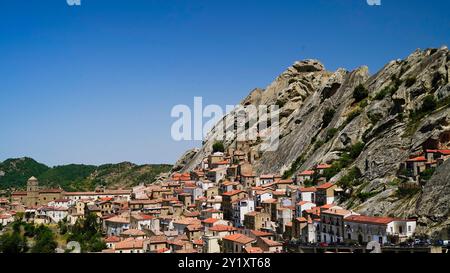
[0,157,172,191]
[177,46,450,236]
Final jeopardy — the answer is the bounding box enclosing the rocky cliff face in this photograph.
[415,159,450,237]
[178,47,450,236]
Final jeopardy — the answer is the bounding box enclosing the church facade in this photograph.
[12,177,63,208]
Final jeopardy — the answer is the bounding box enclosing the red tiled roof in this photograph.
[244,246,264,253]
[299,170,315,176]
[192,239,204,245]
[316,182,335,190]
[223,234,255,245]
[148,235,167,244]
[406,156,427,162]
[260,237,283,247]
[345,215,397,225]
[426,149,450,155]
[299,187,317,192]
[316,164,332,169]
[222,190,245,196]
[105,236,121,243]
[202,218,219,224]
[114,239,144,250]
[209,225,237,232]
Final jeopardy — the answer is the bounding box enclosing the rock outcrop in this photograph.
[176,47,450,236]
[415,159,450,236]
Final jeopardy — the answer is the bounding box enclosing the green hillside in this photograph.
[0,158,50,189]
[0,158,172,191]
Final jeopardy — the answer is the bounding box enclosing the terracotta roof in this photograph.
[114,238,144,250]
[148,235,167,244]
[192,239,204,245]
[316,182,335,190]
[406,156,427,162]
[426,149,450,155]
[250,230,273,237]
[222,190,245,196]
[299,170,315,176]
[261,198,277,204]
[209,225,237,232]
[105,236,121,243]
[260,237,283,247]
[299,187,317,192]
[244,246,263,253]
[223,234,255,245]
[316,164,332,169]
[121,229,146,236]
[155,247,170,253]
[132,213,154,221]
[186,224,203,232]
[202,218,219,224]
[345,215,397,225]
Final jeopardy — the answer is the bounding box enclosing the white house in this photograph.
[113,238,145,253]
[130,213,160,233]
[295,201,316,218]
[232,199,255,227]
[255,190,273,207]
[297,187,317,203]
[344,215,417,245]
[36,206,69,223]
[296,170,314,184]
[104,216,131,236]
[206,167,227,183]
[259,175,275,186]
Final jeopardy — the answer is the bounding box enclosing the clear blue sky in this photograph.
[0,0,449,166]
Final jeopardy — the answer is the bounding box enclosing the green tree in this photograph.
[31,225,57,253]
[0,232,28,253]
[353,84,369,103]
[212,141,225,153]
[67,213,106,252]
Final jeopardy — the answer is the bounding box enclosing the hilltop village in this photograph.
[1,141,449,253]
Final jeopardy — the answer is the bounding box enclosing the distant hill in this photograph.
[0,157,172,191]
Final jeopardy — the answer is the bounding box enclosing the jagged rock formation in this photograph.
[171,148,199,173]
[177,47,450,235]
[415,159,450,237]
